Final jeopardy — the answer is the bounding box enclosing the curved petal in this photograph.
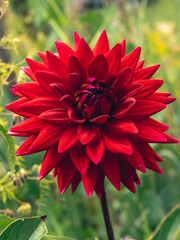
[38,145,67,180]
[100,152,121,190]
[133,64,160,81]
[88,55,108,81]
[86,139,105,164]
[58,124,78,153]
[128,100,166,120]
[70,145,90,175]
[106,119,138,135]
[15,135,36,156]
[39,108,69,125]
[55,40,75,64]
[56,157,77,194]
[10,116,47,134]
[29,125,62,152]
[19,97,61,115]
[81,163,99,197]
[112,97,136,119]
[77,124,101,145]
[103,129,133,155]
[76,38,94,70]
[46,51,68,80]
[121,47,141,69]
[106,43,121,75]
[93,30,110,55]
[26,58,48,73]
[120,162,136,193]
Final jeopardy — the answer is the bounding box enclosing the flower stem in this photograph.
[100,188,115,240]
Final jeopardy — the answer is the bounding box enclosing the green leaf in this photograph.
[149,204,180,240]
[0,124,15,172]
[0,215,48,240]
[0,215,14,233]
[42,236,77,240]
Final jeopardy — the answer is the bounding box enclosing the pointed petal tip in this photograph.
[37,175,44,180]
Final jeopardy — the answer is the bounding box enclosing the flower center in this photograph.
[75,78,116,119]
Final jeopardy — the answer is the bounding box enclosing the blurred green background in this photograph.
[0,0,180,239]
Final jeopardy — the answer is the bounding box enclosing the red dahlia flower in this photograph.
[6,30,178,198]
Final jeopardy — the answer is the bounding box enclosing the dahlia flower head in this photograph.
[6,30,178,198]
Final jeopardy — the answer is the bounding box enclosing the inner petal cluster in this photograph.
[75,77,116,119]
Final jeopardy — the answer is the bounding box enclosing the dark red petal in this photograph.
[95,170,105,199]
[122,141,146,172]
[93,30,110,55]
[81,163,99,197]
[10,116,47,134]
[89,115,109,124]
[161,132,179,143]
[57,157,77,194]
[132,169,141,185]
[134,121,167,143]
[112,97,136,119]
[55,40,75,64]
[121,47,141,69]
[70,146,90,175]
[128,100,166,120]
[29,125,62,152]
[106,43,121,75]
[77,124,100,145]
[146,92,176,104]
[39,108,69,125]
[13,82,48,99]
[134,79,164,99]
[106,119,138,135]
[58,124,78,153]
[15,135,36,156]
[10,88,24,97]
[26,58,48,73]
[148,145,163,162]
[133,64,160,81]
[5,97,34,118]
[68,107,86,123]
[86,139,105,164]
[121,39,126,58]
[100,152,121,190]
[76,38,94,70]
[8,131,29,137]
[71,173,81,194]
[88,55,108,81]
[60,94,75,108]
[136,142,164,173]
[68,55,86,82]
[46,51,69,80]
[35,71,63,94]
[120,162,136,193]
[38,145,67,180]
[21,67,36,81]
[144,118,169,132]
[120,83,143,98]
[20,97,61,115]
[69,73,82,92]
[50,83,68,98]
[135,59,145,70]
[103,129,133,155]
[37,51,48,65]
[114,67,133,90]
[74,31,81,51]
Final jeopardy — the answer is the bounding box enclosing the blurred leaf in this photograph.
[42,236,77,240]
[149,204,180,240]
[0,215,14,233]
[0,124,15,172]
[0,215,47,240]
